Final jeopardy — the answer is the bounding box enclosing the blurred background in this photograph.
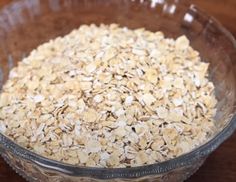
[0,0,235,182]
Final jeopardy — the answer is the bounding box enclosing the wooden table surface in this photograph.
[0,0,236,181]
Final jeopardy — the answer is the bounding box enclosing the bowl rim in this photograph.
[0,0,236,179]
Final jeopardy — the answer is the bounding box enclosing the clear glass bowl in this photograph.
[0,0,236,181]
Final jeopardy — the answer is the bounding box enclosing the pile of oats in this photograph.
[0,24,217,168]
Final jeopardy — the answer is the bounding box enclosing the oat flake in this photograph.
[0,24,217,168]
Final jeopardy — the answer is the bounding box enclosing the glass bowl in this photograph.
[0,0,236,181]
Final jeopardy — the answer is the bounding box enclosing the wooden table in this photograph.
[0,0,235,181]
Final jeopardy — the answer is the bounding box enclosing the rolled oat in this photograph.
[0,24,217,168]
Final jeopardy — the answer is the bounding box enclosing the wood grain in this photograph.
[0,0,235,182]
